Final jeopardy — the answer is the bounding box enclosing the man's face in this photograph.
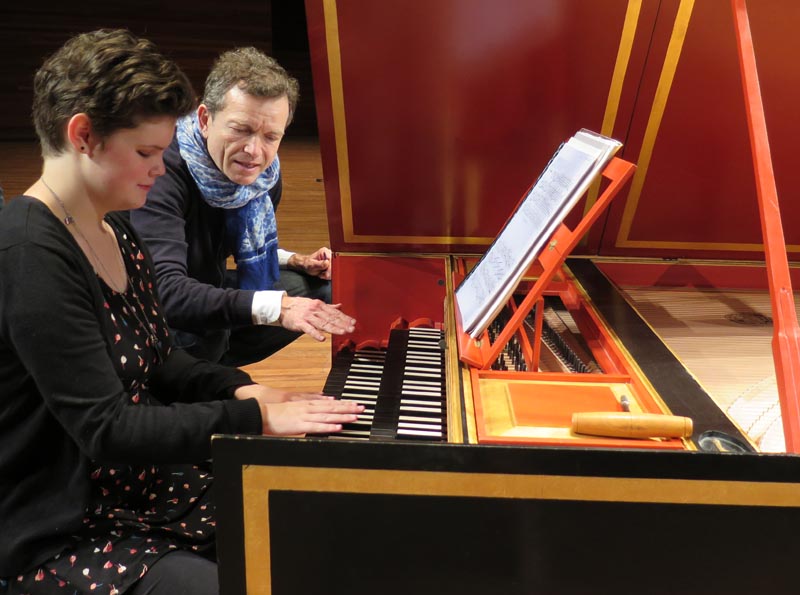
[198,86,290,186]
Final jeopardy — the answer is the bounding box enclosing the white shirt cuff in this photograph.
[252,290,286,325]
[277,248,295,268]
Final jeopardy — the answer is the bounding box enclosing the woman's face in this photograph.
[85,116,176,212]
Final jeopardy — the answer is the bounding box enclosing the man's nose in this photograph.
[244,135,266,156]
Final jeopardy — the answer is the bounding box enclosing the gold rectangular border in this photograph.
[612,0,798,254]
[322,0,637,246]
[243,464,800,595]
[322,0,797,253]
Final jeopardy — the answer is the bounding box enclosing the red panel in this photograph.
[600,0,800,260]
[748,3,800,250]
[307,0,650,253]
[330,254,447,351]
[309,1,799,260]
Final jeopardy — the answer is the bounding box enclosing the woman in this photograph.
[0,30,361,595]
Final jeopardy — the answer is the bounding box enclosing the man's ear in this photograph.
[197,104,211,139]
[66,113,96,155]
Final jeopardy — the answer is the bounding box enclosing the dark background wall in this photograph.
[0,0,317,140]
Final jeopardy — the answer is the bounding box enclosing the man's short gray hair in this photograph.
[202,47,299,124]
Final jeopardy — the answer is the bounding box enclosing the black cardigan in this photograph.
[0,197,262,575]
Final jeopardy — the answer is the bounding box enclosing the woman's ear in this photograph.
[65,113,96,155]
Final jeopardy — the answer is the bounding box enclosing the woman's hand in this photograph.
[234,384,328,404]
[259,398,363,436]
[234,384,363,435]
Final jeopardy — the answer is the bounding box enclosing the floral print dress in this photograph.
[2,222,217,595]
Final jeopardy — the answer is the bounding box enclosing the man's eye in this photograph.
[137,151,152,158]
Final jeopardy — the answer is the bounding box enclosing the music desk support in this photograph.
[455,157,636,371]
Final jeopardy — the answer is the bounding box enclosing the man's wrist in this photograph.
[252,290,287,325]
[277,248,296,269]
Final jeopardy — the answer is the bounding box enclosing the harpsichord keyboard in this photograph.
[320,326,447,442]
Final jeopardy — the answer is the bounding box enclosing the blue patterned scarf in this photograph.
[176,113,281,291]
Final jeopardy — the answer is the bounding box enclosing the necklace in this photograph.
[40,178,126,292]
[40,178,164,364]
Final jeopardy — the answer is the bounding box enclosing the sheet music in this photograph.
[455,130,621,337]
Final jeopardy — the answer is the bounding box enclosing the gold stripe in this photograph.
[444,257,465,442]
[584,0,643,217]
[243,467,272,595]
[322,0,355,240]
[589,254,800,268]
[245,466,800,507]
[348,233,494,245]
[331,236,800,251]
[461,367,479,443]
[616,0,696,246]
[618,239,800,252]
[243,463,800,593]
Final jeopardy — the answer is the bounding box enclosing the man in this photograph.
[130,47,354,366]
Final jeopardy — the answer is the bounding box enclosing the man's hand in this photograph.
[279,295,355,341]
[287,247,332,280]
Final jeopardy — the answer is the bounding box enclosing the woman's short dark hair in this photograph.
[32,29,196,157]
[202,47,299,124]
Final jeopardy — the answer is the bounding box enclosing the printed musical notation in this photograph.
[455,129,622,337]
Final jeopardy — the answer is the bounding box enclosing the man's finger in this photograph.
[303,324,326,341]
